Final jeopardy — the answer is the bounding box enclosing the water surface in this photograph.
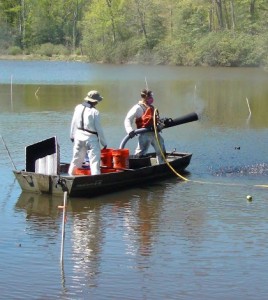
[0,61,268,299]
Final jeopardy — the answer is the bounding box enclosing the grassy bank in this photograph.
[0,54,88,62]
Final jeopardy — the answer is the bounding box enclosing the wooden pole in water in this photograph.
[59,191,67,263]
[0,135,17,170]
[35,87,40,99]
[246,97,252,116]
[246,97,252,124]
[10,75,13,111]
[145,77,148,90]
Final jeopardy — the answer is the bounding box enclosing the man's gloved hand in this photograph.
[163,118,173,127]
[70,138,74,143]
[128,131,136,139]
[157,122,165,131]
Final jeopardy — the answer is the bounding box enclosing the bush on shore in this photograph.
[1,33,267,67]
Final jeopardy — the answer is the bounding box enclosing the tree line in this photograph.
[0,0,267,67]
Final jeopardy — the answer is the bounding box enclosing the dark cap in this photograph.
[141,89,153,98]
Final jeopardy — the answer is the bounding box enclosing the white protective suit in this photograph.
[124,102,166,164]
[68,102,107,175]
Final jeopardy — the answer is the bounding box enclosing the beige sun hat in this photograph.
[84,90,103,103]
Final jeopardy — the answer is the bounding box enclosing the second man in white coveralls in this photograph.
[124,89,166,164]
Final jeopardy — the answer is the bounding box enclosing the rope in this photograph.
[152,108,268,190]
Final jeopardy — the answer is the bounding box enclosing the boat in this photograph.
[13,150,192,198]
[13,112,198,198]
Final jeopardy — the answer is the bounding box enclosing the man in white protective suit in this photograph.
[68,90,108,175]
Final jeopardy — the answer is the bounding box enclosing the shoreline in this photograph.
[0,55,267,71]
[0,54,89,62]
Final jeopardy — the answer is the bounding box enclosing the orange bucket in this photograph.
[101,168,116,174]
[112,149,130,169]
[74,167,91,175]
[101,148,113,168]
[74,167,116,175]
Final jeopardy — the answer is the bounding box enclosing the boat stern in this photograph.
[13,170,72,196]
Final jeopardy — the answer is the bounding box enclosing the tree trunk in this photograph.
[20,0,26,49]
[73,10,77,54]
[134,0,148,46]
[230,0,235,30]
[249,0,256,17]
[208,3,213,31]
[215,0,224,29]
[169,4,173,39]
[223,0,230,29]
[106,0,116,43]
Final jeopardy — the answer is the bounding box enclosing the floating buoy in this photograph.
[247,195,252,201]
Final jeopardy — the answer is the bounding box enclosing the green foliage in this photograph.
[194,32,267,67]
[34,43,70,57]
[0,0,267,67]
[0,22,13,52]
[8,46,23,55]
[153,39,191,66]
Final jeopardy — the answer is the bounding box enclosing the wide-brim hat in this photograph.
[84,90,103,103]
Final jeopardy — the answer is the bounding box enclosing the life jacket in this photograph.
[135,104,156,129]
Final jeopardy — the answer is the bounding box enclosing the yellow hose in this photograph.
[153,108,189,181]
[153,107,267,189]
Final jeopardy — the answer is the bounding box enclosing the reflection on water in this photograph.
[1,62,268,299]
[15,185,168,291]
[15,193,64,245]
[9,180,268,299]
[15,192,63,219]
[1,61,268,130]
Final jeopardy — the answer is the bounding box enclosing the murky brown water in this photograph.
[0,61,268,299]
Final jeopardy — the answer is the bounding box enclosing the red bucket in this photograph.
[101,168,116,174]
[112,149,129,169]
[74,167,91,175]
[101,148,113,168]
[74,167,116,175]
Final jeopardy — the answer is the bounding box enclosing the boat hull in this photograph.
[13,152,192,198]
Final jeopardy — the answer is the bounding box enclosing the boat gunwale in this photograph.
[13,151,192,197]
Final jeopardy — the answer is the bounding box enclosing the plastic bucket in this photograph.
[101,168,116,174]
[74,167,116,175]
[74,167,91,175]
[112,149,130,169]
[101,148,113,168]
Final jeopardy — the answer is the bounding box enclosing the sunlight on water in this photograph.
[0,61,268,299]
